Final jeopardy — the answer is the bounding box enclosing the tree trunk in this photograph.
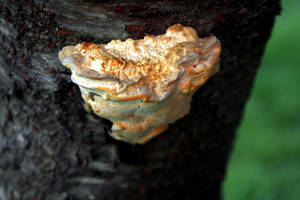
[0,0,280,199]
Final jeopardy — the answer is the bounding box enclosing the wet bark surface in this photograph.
[0,0,280,199]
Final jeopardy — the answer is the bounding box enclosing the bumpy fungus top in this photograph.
[59,24,221,102]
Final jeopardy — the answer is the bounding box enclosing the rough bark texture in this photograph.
[0,0,280,200]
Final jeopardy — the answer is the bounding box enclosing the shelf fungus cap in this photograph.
[59,24,221,144]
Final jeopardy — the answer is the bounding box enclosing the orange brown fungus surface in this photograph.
[58,24,221,144]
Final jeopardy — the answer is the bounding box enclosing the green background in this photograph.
[223,0,300,199]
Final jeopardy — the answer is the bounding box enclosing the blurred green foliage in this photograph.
[223,0,300,199]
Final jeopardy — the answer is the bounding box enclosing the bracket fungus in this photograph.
[58,24,221,144]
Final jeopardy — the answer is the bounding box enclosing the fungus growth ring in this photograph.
[59,24,221,144]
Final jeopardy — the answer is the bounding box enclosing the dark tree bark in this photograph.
[0,0,280,200]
